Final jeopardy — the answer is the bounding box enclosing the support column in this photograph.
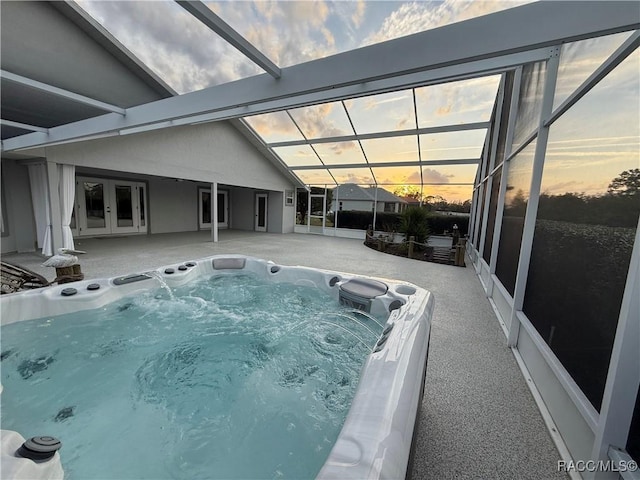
[211,182,218,243]
[306,189,311,233]
[372,186,378,232]
[46,161,63,253]
[333,185,339,233]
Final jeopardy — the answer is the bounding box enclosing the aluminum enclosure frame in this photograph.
[3,1,638,153]
[467,23,640,477]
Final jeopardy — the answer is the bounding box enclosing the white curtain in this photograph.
[27,163,53,256]
[58,164,76,250]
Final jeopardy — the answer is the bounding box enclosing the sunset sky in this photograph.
[74,1,638,203]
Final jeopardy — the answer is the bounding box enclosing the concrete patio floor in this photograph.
[2,230,567,479]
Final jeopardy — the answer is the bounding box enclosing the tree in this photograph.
[505,189,527,216]
[607,169,640,197]
[424,195,447,211]
[393,186,422,201]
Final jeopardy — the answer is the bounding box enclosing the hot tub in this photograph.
[1,255,433,480]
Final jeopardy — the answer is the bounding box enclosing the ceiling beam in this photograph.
[0,119,49,134]
[268,122,490,148]
[0,50,544,153]
[168,59,525,129]
[380,182,474,186]
[3,1,638,152]
[1,70,126,115]
[176,0,281,79]
[291,159,480,170]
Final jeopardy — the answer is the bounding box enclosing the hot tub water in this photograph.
[1,273,384,479]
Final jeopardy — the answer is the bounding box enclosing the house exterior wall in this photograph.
[268,191,284,234]
[1,160,36,253]
[147,178,198,234]
[333,199,402,213]
[229,187,254,231]
[334,200,373,212]
[43,122,297,237]
[0,1,166,108]
[283,195,295,234]
[46,122,295,192]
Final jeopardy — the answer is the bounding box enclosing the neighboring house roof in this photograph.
[333,184,407,203]
[401,196,422,205]
[364,186,407,203]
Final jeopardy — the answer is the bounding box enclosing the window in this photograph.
[285,190,294,206]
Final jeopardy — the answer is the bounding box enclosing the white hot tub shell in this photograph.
[1,255,434,480]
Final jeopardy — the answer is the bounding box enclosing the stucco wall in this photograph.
[147,178,198,234]
[0,2,166,107]
[283,198,295,234]
[229,187,254,231]
[46,122,295,192]
[1,159,37,253]
[268,191,284,234]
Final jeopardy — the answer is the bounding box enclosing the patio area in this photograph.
[2,230,566,479]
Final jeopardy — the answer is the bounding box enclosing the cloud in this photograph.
[363,0,532,47]
[77,0,261,93]
[415,75,501,126]
[214,0,337,68]
[407,171,422,183]
[398,168,451,185]
[541,181,585,195]
[542,180,610,197]
[422,168,452,183]
[77,0,531,97]
[352,0,366,28]
[337,172,374,184]
[289,103,351,139]
[364,94,410,110]
[328,142,357,154]
[245,112,300,141]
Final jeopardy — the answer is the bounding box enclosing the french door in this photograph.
[76,177,147,236]
[199,189,229,229]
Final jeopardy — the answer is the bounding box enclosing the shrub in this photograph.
[400,207,430,244]
[335,211,372,230]
[335,211,402,231]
